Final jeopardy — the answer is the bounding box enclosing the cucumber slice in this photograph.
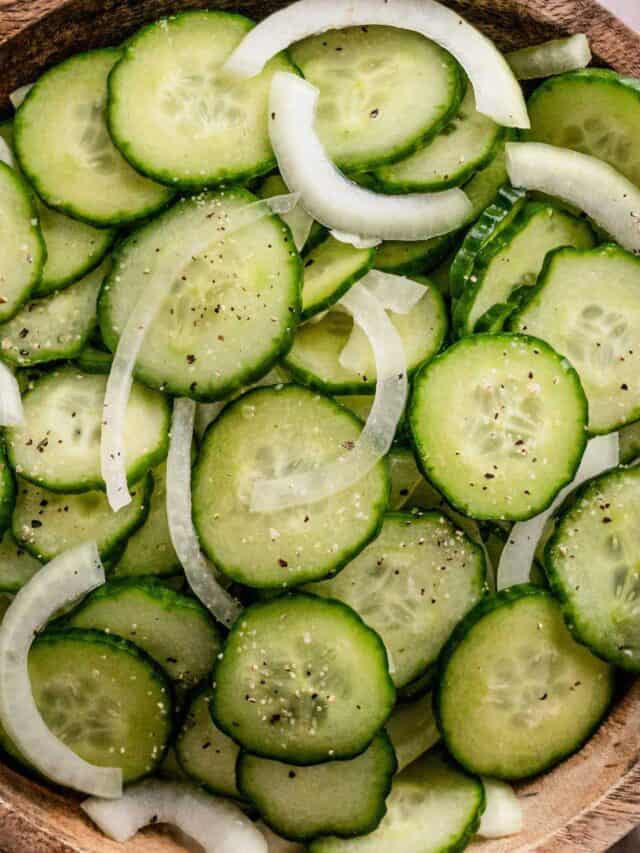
[301,236,375,321]
[212,594,395,765]
[175,686,240,798]
[114,464,180,578]
[410,334,589,521]
[193,385,389,589]
[388,447,422,510]
[454,202,594,336]
[375,83,503,192]
[66,578,223,688]
[108,12,297,189]
[11,474,150,563]
[309,751,484,853]
[546,466,640,672]
[436,586,615,780]
[14,49,173,227]
[6,367,170,494]
[0,530,40,593]
[386,692,439,772]
[286,283,447,394]
[306,512,486,688]
[374,233,457,277]
[289,26,462,173]
[76,343,113,375]
[100,189,302,401]
[0,259,107,367]
[620,421,640,465]
[527,69,640,188]
[258,174,315,253]
[510,245,640,435]
[237,732,396,842]
[0,443,15,536]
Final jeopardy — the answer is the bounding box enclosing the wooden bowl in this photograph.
[0,1,639,850]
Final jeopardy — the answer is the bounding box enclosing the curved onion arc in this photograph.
[0,362,23,426]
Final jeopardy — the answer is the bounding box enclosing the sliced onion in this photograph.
[497,434,619,590]
[0,138,15,169]
[269,73,472,242]
[507,34,591,80]
[83,780,267,852]
[0,362,23,426]
[167,398,242,629]
[478,779,523,838]
[225,0,529,128]
[251,280,407,511]
[361,270,427,315]
[195,401,226,441]
[506,142,640,255]
[101,193,298,512]
[331,230,382,250]
[0,542,122,798]
[9,84,32,110]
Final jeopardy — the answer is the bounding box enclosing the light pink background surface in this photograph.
[599,0,640,28]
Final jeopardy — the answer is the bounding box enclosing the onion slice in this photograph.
[506,142,640,255]
[478,779,523,838]
[0,542,122,798]
[9,84,32,110]
[83,780,267,852]
[269,73,472,242]
[361,270,427,315]
[225,0,529,128]
[251,280,407,511]
[497,434,619,590]
[331,230,382,250]
[507,34,591,80]
[0,138,15,168]
[101,193,298,512]
[0,362,23,426]
[167,398,242,629]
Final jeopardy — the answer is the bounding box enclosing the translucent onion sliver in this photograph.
[0,362,23,426]
[478,779,523,838]
[331,230,382,250]
[507,34,591,80]
[9,84,32,110]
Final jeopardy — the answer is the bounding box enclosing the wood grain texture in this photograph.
[0,0,638,851]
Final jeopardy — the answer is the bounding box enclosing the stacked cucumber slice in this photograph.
[0,5,637,851]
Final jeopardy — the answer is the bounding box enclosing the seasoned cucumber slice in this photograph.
[286,283,447,394]
[306,513,486,688]
[388,448,423,510]
[436,587,615,780]
[175,686,240,798]
[6,367,170,493]
[0,443,15,536]
[0,259,107,367]
[289,26,462,173]
[375,84,503,192]
[108,12,297,188]
[0,530,40,593]
[238,732,396,842]
[193,385,389,589]
[386,692,439,772]
[114,464,180,578]
[454,202,594,336]
[100,189,301,401]
[510,245,640,434]
[14,50,173,227]
[310,751,484,853]
[546,466,640,672]
[620,421,640,465]
[527,69,640,188]
[374,234,457,277]
[301,236,375,321]
[212,595,395,764]
[410,334,588,521]
[11,475,150,563]
[66,578,223,689]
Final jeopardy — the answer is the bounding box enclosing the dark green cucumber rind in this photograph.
[396,663,437,703]
[306,222,329,254]
[0,444,16,537]
[75,344,113,374]
[545,466,640,672]
[301,239,377,322]
[99,190,303,402]
[236,731,397,843]
[194,386,391,588]
[374,232,459,276]
[473,300,518,334]
[210,593,396,765]
[107,12,298,190]
[434,586,615,781]
[409,333,589,522]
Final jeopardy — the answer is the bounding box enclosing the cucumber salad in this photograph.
[0,1,638,850]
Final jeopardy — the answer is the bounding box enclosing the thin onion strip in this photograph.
[331,230,382,250]
[479,779,523,838]
[0,362,23,426]
[9,84,32,110]
[507,34,591,80]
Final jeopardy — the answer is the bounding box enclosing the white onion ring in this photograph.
[0,362,23,426]
[83,780,267,852]
[9,84,32,110]
[497,434,619,590]
[478,779,523,838]
[269,73,472,242]
[331,230,382,250]
[507,34,591,80]
[0,542,122,798]
[0,138,15,169]
[225,0,529,128]
[251,280,407,511]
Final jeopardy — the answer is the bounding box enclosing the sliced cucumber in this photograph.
[0,443,15,536]
[258,174,315,253]
[436,586,615,780]
[76,343,113,375]
[301,236,375,322]
[309,751,484,853]
[193,385,389,589]
[100,189,301,401]
[388,447,423,510]
[510,244,640,434]
[108,12,297,188]
[374,234,457,277]
[546,466,640,672]
[0,530,40,593]
[620,421,640,465]
[14,49,173,226]
[410,334,588,521]
[306,513,486,688]
[386,692,439,772]
[212,594,395,765]
[289,26,462,173]
[238,732,396,842]
[6,367,170,493]
[11,474,150,563]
